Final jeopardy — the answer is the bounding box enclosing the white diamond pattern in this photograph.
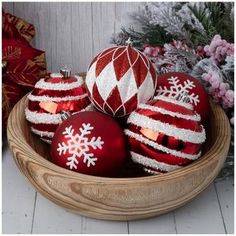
[137,71,155,104]
[95,61,118,100]
[117,68,138,103]
[86,45,157,116]
[85,62,96,94]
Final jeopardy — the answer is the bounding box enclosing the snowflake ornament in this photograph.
[155,72,210,121]
[156,76,200,105]
[57,123,104,170]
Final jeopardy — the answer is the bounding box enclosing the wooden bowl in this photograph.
[7,95,230,221]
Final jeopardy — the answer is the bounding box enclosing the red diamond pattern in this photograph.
[86,45,157,116]
[106,85,123,112]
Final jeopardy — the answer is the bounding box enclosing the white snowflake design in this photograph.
[57,123,104,170]
[156,76,200,105]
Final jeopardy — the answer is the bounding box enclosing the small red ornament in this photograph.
[125,95,206,174]
[51,111,127,177]
[25,69,91,143]
[85,41,157,117]
[155,72,210,121]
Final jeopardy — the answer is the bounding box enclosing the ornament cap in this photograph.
[61,111,71,121]
[60,66,71,78]
[125,37,133,46]
[177,92,190,104]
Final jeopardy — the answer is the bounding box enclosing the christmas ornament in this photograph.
[125,95,206,174]
[51,111,127,177]
[25,68,92,144]
[85,40,157,117]
[155,72,210,121]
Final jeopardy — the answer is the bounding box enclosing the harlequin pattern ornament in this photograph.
[51,111,127,177]
[85,42,157,117]
[25,69,92,144]
[125,95,206,174]
[155,72,210,121]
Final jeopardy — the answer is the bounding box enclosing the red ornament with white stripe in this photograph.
[25,69,92,144]
[85,42,157,117]
[155,72,210,122]
[125,96,206,174]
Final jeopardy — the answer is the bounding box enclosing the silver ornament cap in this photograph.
[61,111,71,121]
[60,66,71,78]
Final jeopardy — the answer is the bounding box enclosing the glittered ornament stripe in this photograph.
[130,151,182,172]
[50,73,64,78]
[34,76,84,91]
[27,93,88,102]
[25,108,62,124]
[127,112,206,144]
[125,129,201,160]
[154,95,194,110]
[31,127,54,138]
[26,103,94,126]
[138,103,201,121]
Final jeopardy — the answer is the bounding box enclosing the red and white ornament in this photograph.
[85,43,157,117]
[51,111,127,177]
[25,69,92,144]
[125,96,206,174]
[155,72,210,121]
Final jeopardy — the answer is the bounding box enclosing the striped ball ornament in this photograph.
[125,96,206,174]
[25,72,92,144]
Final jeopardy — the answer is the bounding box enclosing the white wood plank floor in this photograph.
[2,146,234,234]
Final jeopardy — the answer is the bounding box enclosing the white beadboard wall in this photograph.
[2,2,140,73]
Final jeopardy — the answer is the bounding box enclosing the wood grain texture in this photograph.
[2,2,14,13]
[7,95,231,221]
[32,193,82,234]
[174,184,225,233]
[129,212,177,234]
[215,178,234,233]
[5,2,141,73]
[2,148,36,234]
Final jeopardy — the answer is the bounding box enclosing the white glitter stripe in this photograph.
[50,73,63,78]
[130,151,182,172]
[138,103,201,121]
[27,93,88,102]
[25,104,93,125]
[127,112,206,144]
[31,127,54,138]
[41,138,52,144]
[25,108,62,124]
[124,129,201,160]
[154,95,193,110]
[34,76,84,90]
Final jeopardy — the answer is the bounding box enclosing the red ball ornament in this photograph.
[125,96,206,174]
[155,72,210,122]
[85,43,157,117]
[25,69,92,144]
[51,111,127,177]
